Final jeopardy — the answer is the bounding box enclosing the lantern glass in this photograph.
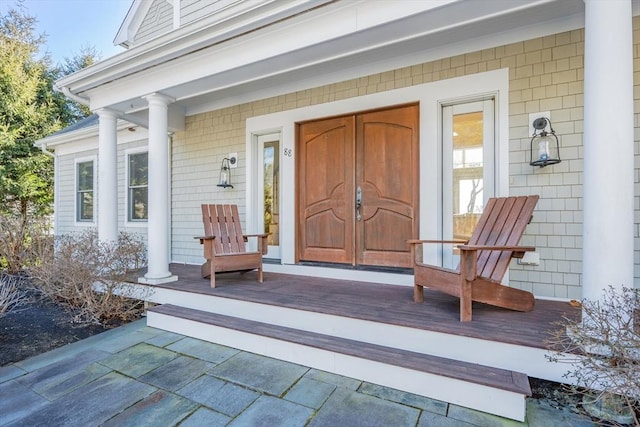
[537,134,553,162]
[217,158,234,188]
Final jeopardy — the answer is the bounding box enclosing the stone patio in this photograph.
[0,319,596,426]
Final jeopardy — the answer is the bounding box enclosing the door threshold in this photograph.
[298,261,413,275]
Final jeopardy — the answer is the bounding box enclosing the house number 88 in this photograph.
[284,148,293,157]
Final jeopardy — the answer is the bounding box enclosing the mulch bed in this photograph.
[0,290,117,366]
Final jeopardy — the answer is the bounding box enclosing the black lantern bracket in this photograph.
[530,116,561,168]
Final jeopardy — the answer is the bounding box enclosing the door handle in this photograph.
[355,186,362,221]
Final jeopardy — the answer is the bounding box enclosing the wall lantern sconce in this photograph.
[217,157,236,188]
[530,117,561,168]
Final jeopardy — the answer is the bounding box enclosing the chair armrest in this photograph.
[244,233,270,255]
[407,239,468,245]
[195,236,216,244]
[457,244,535,252]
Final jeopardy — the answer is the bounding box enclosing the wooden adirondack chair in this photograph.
[196,204,268,288]
[408,195,539,322]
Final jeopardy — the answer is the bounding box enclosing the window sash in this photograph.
[128,152,148,222]
[76,161,94,222]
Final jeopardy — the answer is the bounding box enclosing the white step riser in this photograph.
[144,285,569,383]
[146,310,527,422]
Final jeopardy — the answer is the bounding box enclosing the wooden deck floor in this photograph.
[149,263,580,350]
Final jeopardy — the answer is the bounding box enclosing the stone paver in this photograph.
[447,404,524,427]
[145,330,184,348]
[12,319,148,372]
[229,395,314,426]
[167,337,239,364]
[0,380,49,426]
[359,381,448,415]
[284,376,336,409]
[418,410,475,426]
[5,371,155,427]
[304,368,362,390]
[0,321,599,427]
[177,373,259,417]
[308,387,421,427]
[101,390,198,427]
[0,365,26,384]
[179,407,230,427]
[100,342,177,378]
[209,351,308,396]
[16,348,111,400]
[140,355,213,392]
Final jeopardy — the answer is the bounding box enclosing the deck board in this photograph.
[148,263,580,350]
[150,303,532,396]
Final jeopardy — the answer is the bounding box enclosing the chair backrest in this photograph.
[201,204,246,254]
[467,195,539,282]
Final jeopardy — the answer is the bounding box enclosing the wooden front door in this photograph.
[297,104,419,268]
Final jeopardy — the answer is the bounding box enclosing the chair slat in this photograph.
[227,205,245,253]
[468,196,537,282]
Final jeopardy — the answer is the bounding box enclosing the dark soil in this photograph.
[0,290,112,366]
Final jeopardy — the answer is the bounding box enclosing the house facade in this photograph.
[38,0,638,303]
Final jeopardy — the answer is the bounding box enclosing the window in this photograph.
[76,160,94,222]
[263,140,280,246]
[127,151,148,221]
[442,99,495,268]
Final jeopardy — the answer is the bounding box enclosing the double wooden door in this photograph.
[297,104,419,268]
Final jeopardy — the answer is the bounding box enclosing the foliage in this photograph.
[0,213,51,274]
[0,4,100,218]
[546,286,640,425]
[56,45,100,120]
[29,229,150,326]
[0,274,29,319]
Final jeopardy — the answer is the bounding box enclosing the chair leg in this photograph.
[460,278,472,322]
[210,259,216,288]
[257,266,263,283]
[413,283,424,303]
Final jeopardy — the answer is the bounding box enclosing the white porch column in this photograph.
[583,0,634,300]
[96,108,118,242]
[140,93,177,284]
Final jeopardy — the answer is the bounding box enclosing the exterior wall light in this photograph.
[530,117,561,167]
[217,157,236,188]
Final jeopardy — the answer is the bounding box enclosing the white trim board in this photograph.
[246,68,510,267]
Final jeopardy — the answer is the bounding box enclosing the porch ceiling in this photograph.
[66,0,587,119]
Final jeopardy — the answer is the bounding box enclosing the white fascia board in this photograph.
[38,121,146,153]
[85,0,581,112]
[57,0,335,94]
[113,0,150,47]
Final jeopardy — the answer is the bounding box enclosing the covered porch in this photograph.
[141,263,581,421]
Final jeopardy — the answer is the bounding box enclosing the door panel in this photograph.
[357,106,419,267]
[298,105,418,268]
[298,116,354,264]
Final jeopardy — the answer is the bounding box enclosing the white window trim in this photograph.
[74,155,97,227]
[124,146,149,228]
[246,68,509,267]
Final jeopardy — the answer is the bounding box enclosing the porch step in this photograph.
[147,304,531,421]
